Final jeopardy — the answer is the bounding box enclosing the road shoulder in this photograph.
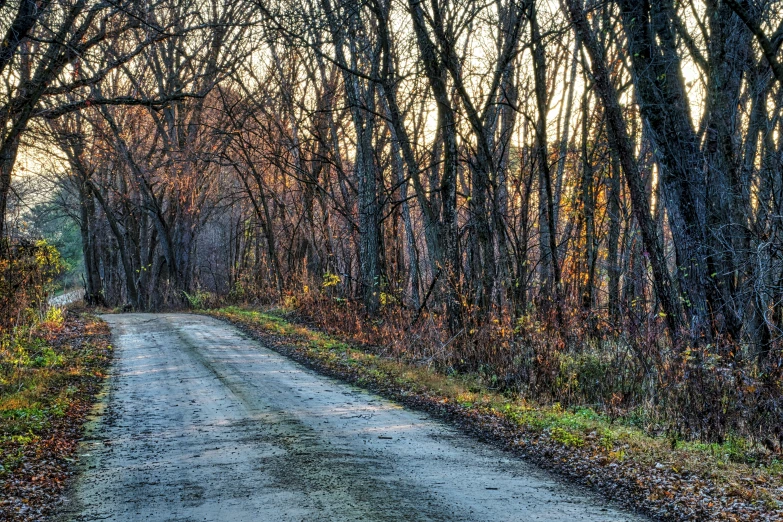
[206,307,783,522]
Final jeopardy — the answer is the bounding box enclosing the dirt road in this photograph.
[48,289,84,307]
[57,314,644,521]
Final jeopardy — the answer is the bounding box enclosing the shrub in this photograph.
[0,239,63,330]
[549,426,585,447]
[182,288,217,310]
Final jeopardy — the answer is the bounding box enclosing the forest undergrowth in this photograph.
[0,310,112,522]
[0,240,112,521]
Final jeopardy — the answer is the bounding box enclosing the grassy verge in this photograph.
[208,305,782,521]
[0,312,112,521]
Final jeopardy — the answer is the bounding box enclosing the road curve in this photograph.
[58,313,645,522]
[48,289,85,307]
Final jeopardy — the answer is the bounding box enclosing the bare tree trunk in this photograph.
[390,138,420,307]
[78,181,104,306]
[616,0,711,339]
[701,0,751,341]
[531,4,563,324]
[322,0,381,314]
[607,137,623,320]
[580,90,596,310]
[407,0,463,333]
[88,177,140,309]
[565,0,682,335]
[0,136,21,242]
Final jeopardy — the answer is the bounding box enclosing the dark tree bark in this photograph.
[407,0,464,333]
[530,3,563,324]
[565,0,683,335]
[321,0,381,314]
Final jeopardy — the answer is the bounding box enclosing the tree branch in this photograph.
[38,93,204,119]
[724,0,783,85]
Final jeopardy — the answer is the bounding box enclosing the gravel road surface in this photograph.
[57,313,645,521]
